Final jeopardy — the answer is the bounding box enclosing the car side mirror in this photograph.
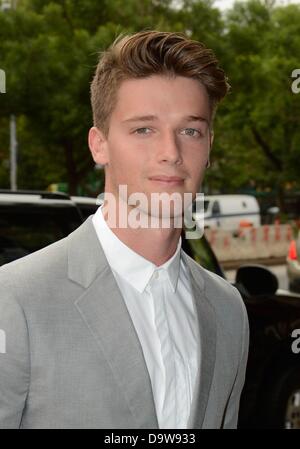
[235,265,279,297]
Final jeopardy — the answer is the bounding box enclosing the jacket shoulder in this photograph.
[0,235,69,307]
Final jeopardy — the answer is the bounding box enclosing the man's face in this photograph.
[89,75,213,219]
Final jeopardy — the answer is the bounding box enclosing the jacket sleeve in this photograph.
[222,299,250,429]
[0,291,30,429]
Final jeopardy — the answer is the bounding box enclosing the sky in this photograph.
[214,0,300,10]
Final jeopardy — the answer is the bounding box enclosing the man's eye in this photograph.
[134,127,152,134]
[181,128,202,137]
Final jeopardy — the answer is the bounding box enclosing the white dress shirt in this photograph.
[92,205,199,429]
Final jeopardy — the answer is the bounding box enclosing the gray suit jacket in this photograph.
[0,216,249,429]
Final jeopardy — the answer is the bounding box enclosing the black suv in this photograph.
[0,190,83,266]
[1,191,300,428]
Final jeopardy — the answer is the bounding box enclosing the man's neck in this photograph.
[101,202,182,267]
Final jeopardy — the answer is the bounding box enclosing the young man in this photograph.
[0,31,249,429]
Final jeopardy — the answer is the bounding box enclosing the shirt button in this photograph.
[153,271,159,280]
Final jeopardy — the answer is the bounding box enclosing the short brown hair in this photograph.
[90,30,230,135]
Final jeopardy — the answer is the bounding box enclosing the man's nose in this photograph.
[157,131,182,164]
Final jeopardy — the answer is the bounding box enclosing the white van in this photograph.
[193,194,261,231]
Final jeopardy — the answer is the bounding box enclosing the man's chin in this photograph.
[131,207,184,229]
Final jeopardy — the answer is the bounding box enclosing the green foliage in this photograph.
[0,0,299,201]
[204,0,300,206]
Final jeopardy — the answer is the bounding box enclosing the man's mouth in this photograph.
[148,175,185,186]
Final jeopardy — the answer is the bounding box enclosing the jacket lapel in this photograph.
[182,252,217,429]
[67,217,158,429]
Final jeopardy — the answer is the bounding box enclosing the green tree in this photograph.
[205,0,300,210]
[1,0,299,203]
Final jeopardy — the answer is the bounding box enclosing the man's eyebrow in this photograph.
[122,115,158,123]
[122,114,209,124]
[184,115,209,124]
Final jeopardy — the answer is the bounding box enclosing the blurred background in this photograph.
[1,0,300,280]
[0,0,299,210]
[1,0,300,428]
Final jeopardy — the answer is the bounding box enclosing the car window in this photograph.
[182,232,225,277]
[76,204,98,221]
[212,200,221,216]
[192,199,209,214]
[0,205,82,266]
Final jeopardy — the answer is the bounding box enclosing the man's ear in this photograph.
[206,130,214,168]
[88,126,109,166]
[210,130,214,149]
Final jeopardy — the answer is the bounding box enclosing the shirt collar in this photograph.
[92,204,182,293]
